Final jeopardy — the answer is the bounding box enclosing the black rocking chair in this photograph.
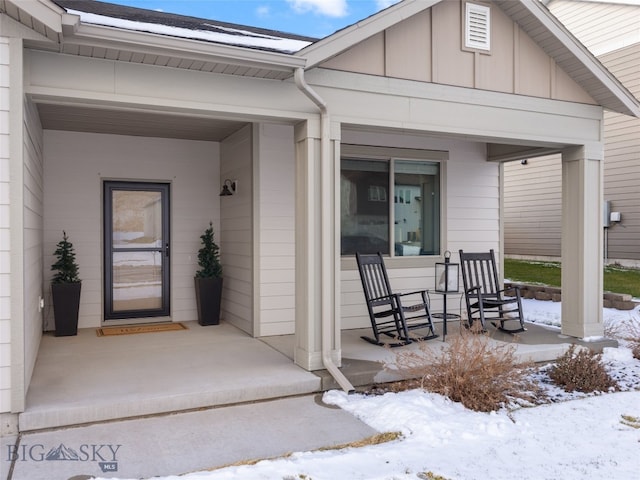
[356,252,438,346]
[459,249,526,333]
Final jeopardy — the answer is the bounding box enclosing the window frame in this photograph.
[339,145,448,269]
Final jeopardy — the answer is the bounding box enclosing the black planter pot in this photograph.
[195,277,223,325]
[51,282,81,337]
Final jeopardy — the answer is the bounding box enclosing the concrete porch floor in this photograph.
[19,319,615,432]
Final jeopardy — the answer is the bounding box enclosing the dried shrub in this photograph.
[605,318,640,360]
[549,345,617,393]
[387,332,540,412]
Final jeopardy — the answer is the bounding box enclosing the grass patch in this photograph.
[620,415,640,429]
[504,259,640,297]
[504,259,561,287]
[317,431,402,451]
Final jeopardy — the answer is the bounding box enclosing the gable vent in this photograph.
[465,3,491,51]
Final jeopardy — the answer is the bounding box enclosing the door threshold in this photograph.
[101,317,173,327]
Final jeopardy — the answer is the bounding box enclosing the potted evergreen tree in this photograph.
[194,222,223,325]
[51,231,81,336]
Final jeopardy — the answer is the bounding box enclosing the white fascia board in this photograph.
[5,0,64,34]
[523,0,640,117]
[297,0,441,69]
[62,21,306,73]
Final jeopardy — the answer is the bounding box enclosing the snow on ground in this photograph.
[103,301,640,480]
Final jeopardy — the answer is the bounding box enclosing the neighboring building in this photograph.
[1,0,638,431]
[504,0,640,265]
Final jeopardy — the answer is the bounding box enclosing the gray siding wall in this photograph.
[547,0,640,56]
[504,2,640,263]
[503,155,562,257]
[601,45,640,261]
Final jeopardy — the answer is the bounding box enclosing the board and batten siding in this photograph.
[0,36,11,413]
[340,130,501,330]
[321,0,595,106]
[43,130,220,329]
[220,125,254,335]
[254,124,295,337]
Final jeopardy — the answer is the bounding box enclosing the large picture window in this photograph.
[341,155,441,257]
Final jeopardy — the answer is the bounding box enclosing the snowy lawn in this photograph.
[104,301,640,480]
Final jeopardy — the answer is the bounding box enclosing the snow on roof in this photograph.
[58,1,315,54]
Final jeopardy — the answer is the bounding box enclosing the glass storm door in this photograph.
[104,182,170,320]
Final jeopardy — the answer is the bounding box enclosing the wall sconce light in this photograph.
[219,179,237,196]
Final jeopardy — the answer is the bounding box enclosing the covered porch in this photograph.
[19,319,606,432]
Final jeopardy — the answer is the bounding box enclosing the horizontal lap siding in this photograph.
[548,1,639,55]
[600,45,640,261]
[256,124,295,336]
[503,155,562,257]
[220,126,253,334]
[44,130,220,329]
[23,99,44,399]
[340,134,499,330]
[0,37,10,413]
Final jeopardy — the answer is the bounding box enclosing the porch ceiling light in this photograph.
[220,179,237,196]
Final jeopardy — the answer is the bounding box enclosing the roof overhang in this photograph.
[297,0,440,69]
[0,0,64,43]
[497,0,639,117]
[58,16,306,79]
[1,0,306,81]
[297,0,639,118]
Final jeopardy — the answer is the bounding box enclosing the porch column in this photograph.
[293,119,342,371]
[561,144,604,338]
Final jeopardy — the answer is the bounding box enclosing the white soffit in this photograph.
[496,0,639,117]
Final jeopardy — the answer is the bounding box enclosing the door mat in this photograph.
[96,323,188,337]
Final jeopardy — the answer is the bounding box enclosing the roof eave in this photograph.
[519,0,640,117]
[61,13,307,73]
[297,0,440,69]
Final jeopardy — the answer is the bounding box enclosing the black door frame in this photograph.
[103,181,171,320]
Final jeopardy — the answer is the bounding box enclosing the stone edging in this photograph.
[505,282,639,311]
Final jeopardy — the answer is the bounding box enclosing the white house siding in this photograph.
[220,125,254,335]
[340,129,499,330]
[254,123,296,337]
[0,36,11,414]
[43,130,220,329]
[21,98,44,405]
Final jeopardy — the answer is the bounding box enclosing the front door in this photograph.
[104,181,170,320]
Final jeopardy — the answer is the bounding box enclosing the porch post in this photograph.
[293,120,342,371]
[561,144,604,338]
